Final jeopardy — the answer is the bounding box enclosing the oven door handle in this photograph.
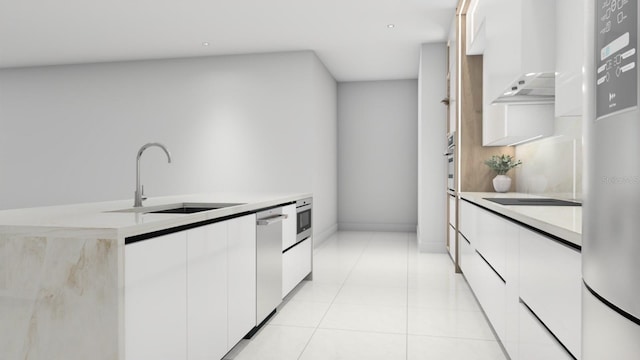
[297,204,312,212]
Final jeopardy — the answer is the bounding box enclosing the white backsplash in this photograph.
[514,116,583,201]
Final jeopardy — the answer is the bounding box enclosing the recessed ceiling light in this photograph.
[387,24,395,29]
[202,42,210,46]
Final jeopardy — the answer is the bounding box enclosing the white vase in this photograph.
[492,174,512,193]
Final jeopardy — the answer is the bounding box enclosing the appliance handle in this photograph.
[297,204,312,212]
[443,152,453,156]
[257,214,288,226]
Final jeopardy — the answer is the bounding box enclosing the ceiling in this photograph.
[0,0,457,81]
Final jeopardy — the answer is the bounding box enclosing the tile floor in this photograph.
[224,231,508,360]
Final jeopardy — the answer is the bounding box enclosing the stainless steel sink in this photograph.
[111,202,246,214]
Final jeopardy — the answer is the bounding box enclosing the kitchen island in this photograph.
[0,192,310,360]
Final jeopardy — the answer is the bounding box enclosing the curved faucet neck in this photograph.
[134,142,172,207]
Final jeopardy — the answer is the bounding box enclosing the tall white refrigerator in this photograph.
[583,0,640,358]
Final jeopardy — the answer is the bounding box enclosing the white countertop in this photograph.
[459,192,582,247]
[0,192,311,238]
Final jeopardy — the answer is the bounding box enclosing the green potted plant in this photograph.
[484,154,522,192]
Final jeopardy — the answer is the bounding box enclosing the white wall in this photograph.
[0,51,338,243]
[417,43,447,252]
[337,80,418,231]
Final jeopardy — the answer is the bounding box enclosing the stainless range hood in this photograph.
[492,72,555,104]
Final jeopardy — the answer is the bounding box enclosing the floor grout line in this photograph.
[294,232,372,360]
[230,231,505,360]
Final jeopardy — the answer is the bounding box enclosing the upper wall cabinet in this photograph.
[484,0,557,105]
[466,0,490,55]
[555,0,585,117]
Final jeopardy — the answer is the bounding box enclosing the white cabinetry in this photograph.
[282,203,311,298]
[519,228,581,358]
[555,0,584,117]
[282,237,312,298]
[466,0,488,55]
[483,0,556,104]
[448,225,456,260]
[519,302,574,360]
[227,214,257,348]
[187,223,228,360]
[459,200,581,360]
[448,193,457,260]
[126,213,258,360]
[459,201,514,342]
[483,103,554,146]
[125,232,188,360]
[448,33,457,133]
[282,204,297,250]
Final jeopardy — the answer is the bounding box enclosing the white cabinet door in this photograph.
[282,204,297,250]
[187,223,228,360]
[555,0,584,117]
[282,237,312,298]
[519,228,581,359]
[519,302,574,360]
[227,214,257,349]
[125,232,187,360]
[466,0,487,55]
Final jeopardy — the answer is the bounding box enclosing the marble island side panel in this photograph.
[0,226,122,360]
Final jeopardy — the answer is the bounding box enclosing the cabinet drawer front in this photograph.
[449,195,456,227]
[519,301,574,360]
[475,209,517,279]
[459,200,477,242]
[519,228,581,358]
[282,237,312,298]
[459,234,474,274]
[448,224,457,260]
[473,249,507,342]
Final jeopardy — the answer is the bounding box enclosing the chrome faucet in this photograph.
[134,142,172,207]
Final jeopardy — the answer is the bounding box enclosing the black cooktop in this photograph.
[483,198,582,206]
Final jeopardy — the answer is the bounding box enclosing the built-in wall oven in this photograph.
[296,197,312,243]
[446,132,456,192]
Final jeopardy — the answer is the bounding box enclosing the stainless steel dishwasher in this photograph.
[255,207,287,326]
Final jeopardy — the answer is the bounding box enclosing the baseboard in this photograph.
[338,222,418,233]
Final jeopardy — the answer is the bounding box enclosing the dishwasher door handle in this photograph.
[257,214,288,226]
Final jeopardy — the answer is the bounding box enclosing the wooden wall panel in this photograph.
[457,12,515,193]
